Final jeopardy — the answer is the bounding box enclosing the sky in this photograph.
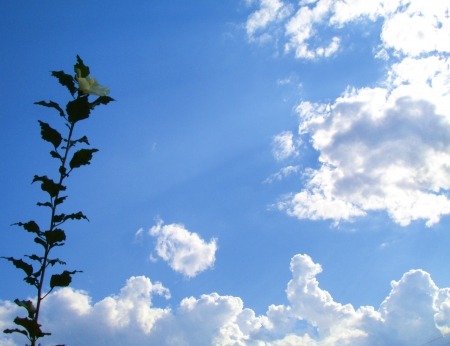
[0,0,450,345]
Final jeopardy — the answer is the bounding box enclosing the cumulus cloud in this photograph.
[278,55,450,226]
[272,131,300,161]
[1,255,449,345]
[149,219,217,278]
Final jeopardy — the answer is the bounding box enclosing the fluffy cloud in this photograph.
[272,131,300,161]
[149,219,217,278]
[278,55,450,226]
[246,0,450,59]
[247,0,450,225]
[1,254,449,345]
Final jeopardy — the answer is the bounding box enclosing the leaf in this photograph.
[54,196,67,206]
[71,135,90,146]
[44,229,66,247]
[59,166,67,177]
[53,214,64,223]
[51,70,77,96]
[25,254,43,263]
[66,95,90,123]
[34,237,47,248]
[24,276,39,287]
[3,328,28,337]
[90,96,115,109]
[32,175,66,198]
[69,148,98,170]
[12,221,41,235]
[34,100,65,118]
[12,316,50,339]
[1,257,33,277]
[38,121,62,149]
[47,258,66,266]
[37,202,52,208]
[50,150,62,160]
[14,299,36,319]
[74,55,90,78]
[64,211,89,222]
[50,270,82,289]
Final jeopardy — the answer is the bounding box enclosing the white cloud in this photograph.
[278,55,450,226]
[264,165,300,183]
[272,131,300,161]
[246,0,450,59]
[248,0,450,225]
[246,0,292,40]
[149,219,217,278]
[134,228,144,243]
[1,254,449,345]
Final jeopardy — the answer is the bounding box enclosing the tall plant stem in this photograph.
[32,121,76,346]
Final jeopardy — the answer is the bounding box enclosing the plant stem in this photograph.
[32,121,76,346]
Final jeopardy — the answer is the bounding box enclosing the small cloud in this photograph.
[149,219,217,278]
[277,77,292,85]
[134,228,144,243]
[272,131,300,161]
[149,254,158,263]
[375,48,389,60]
[264,165,301,183]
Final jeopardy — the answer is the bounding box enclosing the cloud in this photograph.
[149,219,217,278]
[248,0,450,225]
[278,55,450,226]
[246,0,292,40]
[264,165,301,183]
[246,0,450,59]
[1,254,449,345]
[272,131,300,161]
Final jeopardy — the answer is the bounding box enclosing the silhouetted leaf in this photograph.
[32,175,66,198]
[54,196,67,206]
[51,70,77,96]
[3,328,28,337]
[70,135,90,146]
[69,149,98,170]
[1,257,33,276]
[13,316,50,339]
[24,276,39,288]
[64,211,89,222]
[90,96,115,109]
[38,121,62,149]
[34,100,65,118]
[50,150,62,160]
[59,166,67,177]
[74,55,90,78]
[44,229,66,247]
[14,299,36,319]
[37,202,52,208]
[66,95,90,123]
[50,270,82,289]
[12,221,41,235]
[34,237,47,248]
[25,254,43,263]
[53,214,64,223]
[47,258,66,266]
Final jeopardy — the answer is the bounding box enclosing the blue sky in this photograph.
[1,1,450,345]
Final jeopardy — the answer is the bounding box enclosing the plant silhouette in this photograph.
[2,56,114,346]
